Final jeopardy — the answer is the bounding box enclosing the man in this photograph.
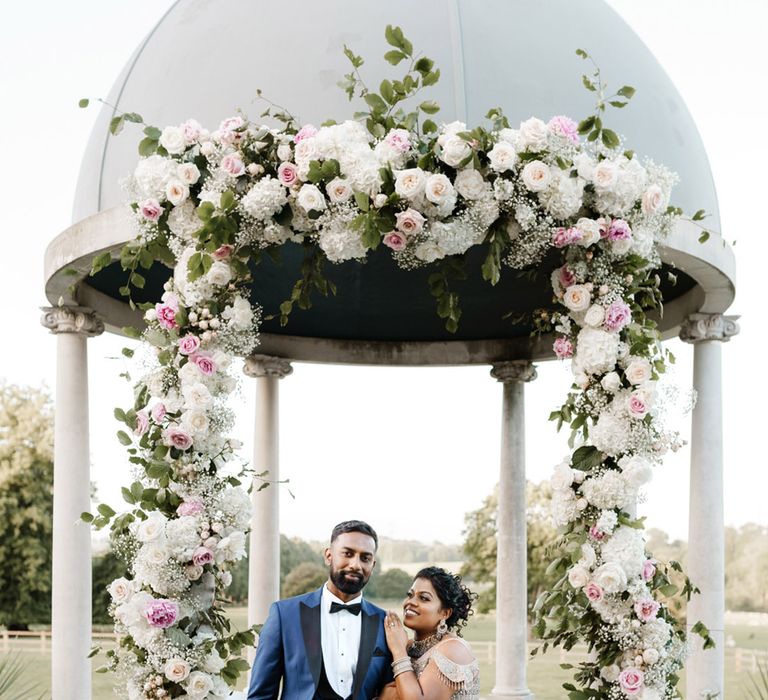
[247,520,393,700]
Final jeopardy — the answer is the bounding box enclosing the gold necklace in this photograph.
[407,633,442,659]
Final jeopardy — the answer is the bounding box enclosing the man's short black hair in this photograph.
[330,520,378,549]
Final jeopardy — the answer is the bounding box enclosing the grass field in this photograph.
[4,604,768,698]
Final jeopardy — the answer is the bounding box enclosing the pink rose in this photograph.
[221,154,245,177]
[192,546,214,567]
[604,300,631,332]
[143,599,179,629]
[384,128,411,153]
[628,391,649,419]
[155,303,178,331]
[139,199,163,222]
[558,265,576,288]
[212,244,234,260]
[177,498,205,516]
[383,232,408,252]
[151,403,167,423]
[553,337,574,359]
[585,582,604,602]
[277,162,299,187]
[395,208,425,235]
[619,668,645,696]
[552,226,583,248]
[589,525,606,541]
[548,115,579,144]
[219,116,244,133]
[294,124,317,142]
[597,217,610,238]
[133,410,149,437]
[178,335,200,356]
[634,597,660,622]
[192,353,215,376]
[642,559,656,582]
[181,119,203,144]
[163,427,192,451]
[608,218,632,241]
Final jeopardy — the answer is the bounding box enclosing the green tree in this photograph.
[370,568,412,599]
[92,549,129,625]
[460,480,557,616]
[0,384,54,629]
[282,562,327,598]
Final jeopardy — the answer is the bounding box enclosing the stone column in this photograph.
[680,313,739,700]
[243,354,293,649]
[41,306,104,700]
[490,360,537,700]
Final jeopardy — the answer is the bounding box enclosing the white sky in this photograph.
[0,1,764,546]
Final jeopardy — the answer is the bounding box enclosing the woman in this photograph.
[380,566,479,700]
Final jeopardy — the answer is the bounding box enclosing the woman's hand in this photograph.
[384,610,409,659]
[378,681,400,700]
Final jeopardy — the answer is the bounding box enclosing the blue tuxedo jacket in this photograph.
[247,587,393,700]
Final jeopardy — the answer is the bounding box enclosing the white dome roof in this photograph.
[73,0,718,227]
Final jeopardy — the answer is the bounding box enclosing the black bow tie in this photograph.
[330,602,362,615]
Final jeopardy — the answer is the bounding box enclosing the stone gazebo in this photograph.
[42,1,737,698]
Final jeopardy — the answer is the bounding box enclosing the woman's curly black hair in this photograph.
[415,566,477,636]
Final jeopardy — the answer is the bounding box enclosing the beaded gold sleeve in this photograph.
[425,649,479,690]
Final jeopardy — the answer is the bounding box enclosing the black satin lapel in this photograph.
[352,611,378,698]
[300,601,323,689]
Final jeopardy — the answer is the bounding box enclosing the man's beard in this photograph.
[329,565,369,595]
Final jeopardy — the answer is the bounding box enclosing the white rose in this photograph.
[182,382,212,410]
[202,651,227,674]
[160,126,187,155]
[621,456,653,488]
[600,371,622,393]
[108,577,133,603]
[394,168,426,199]
[487,141,517,173]
[164,657,191,683]
[221,570,233,587]
[593,562,628,593]
[641,184,665,215]
[568,565,590,589]
[575,218,602,247]
[326,178,353,204]
[186,564,204,581]
[625,357,652,385]
[563,284,591,312]
[437,121,467,141]
[518,117,548,151]
[207,261,232,287]
[414,240,444,263]
[521,160,551,192]
[642,648,660,665]
[454,169,486,200]
[579,544,597,569]
[136,512,166,543]
[600,664,621,683]
[182,409,209,435]
[165,180,189,206]
[593,160,617,189]
[440,134,472,167]
[297,184,326,213]
[574,153,595,180]
[177,163,201,185]
[550,461,574,489]
[294,138,319,164]
[277,143,293,161]
[424,173,455,205]
[186,671,214,699]
[584,304,605,327]
[497,128,519,146]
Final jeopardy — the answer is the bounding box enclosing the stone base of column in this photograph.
[490,687,535,699]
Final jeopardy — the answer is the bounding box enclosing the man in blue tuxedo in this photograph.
[247,520,393,700]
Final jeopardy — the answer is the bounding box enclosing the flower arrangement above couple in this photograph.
[247,520,479,700]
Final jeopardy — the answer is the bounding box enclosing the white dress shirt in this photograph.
[320,584,363,698]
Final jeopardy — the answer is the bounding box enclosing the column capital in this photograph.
[679,313,740,344]
[244,354,293,379]
[40,306,104,337]
[490,360,537,384]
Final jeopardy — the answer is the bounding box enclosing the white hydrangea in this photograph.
[216,487,252,532]
[241,177,288,221]
[593,156,647,216]
[639,618,672,650]
[596,510,618,534]
[600,526,646,580]
[318,220,367,263]
[552,488,580,526]
[580,470,632,510]
[539,172,585,220]
[590,411,631,457]
[165,515,203,560]
[574,327,620,375]
[133,155,178,200]
[167,200,201,240]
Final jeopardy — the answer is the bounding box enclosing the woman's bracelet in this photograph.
[391,656,413,677]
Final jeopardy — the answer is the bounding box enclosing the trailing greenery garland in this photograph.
[81,26,714,700]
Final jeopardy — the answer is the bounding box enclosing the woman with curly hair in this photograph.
[380,566,479,700]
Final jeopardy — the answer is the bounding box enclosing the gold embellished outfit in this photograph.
[411,637,480,700]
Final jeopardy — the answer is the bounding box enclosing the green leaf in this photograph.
[575,48,588,59]
[419,100,440,115]
[422,119,437,134]
[143,125,161,139]
[617,85,636,99]
[582,75,596,92]
[608,100,627,108]
[97,503,116,518]
[380,79,396,105]
[571,445,604,471]
[421,69,440,87]
[577,116,595,135]
[354,192,370,212]
[121,487,136,505]
[342,45,364,69]
[384,50,406,65]
[131,272,146,289]
[414,57,434,74]
[91,251,112,275]
[116,430,132,446]
[659,583,678,596]
[80,512,94,523]
[123,112,143,124]
[601,129,620,148]
[698,230,710,243]
[78,98,90,108]
[122,326,142,339]
[109,115,125,135]
[692,209,707,221]
[363,93,387,113]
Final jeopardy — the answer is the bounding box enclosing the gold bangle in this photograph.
[393,665,414,678]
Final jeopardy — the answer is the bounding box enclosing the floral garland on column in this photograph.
[82,28,713,699]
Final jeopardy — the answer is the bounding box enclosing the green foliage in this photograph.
[0,655,46,700]
[0,384,54,628]
[745,659,768,700]
[279,245,337,325]
[282,562,328,598]
[428,257,466,333]
[92,549,129,624]
[366,567,412,599]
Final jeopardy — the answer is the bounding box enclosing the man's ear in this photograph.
[324,547,332,566]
